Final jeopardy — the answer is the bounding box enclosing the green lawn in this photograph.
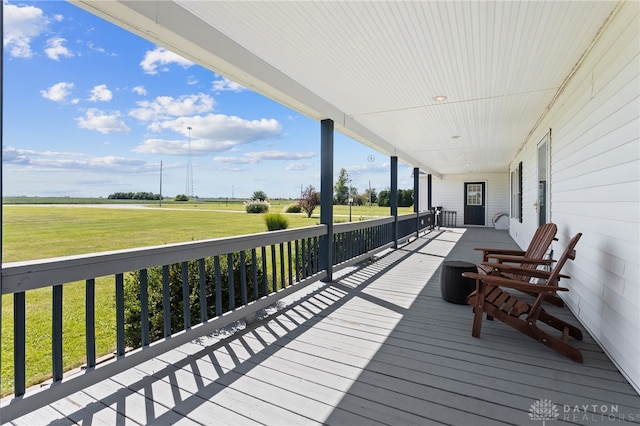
[1,202,411,396]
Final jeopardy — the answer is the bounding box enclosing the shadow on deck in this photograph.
[11,228,640,425]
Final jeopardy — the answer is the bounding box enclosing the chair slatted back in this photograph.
[510,223,557,281]
[524,223,557,260]
[545,233,582,286]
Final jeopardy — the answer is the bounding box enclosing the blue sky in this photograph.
[2,1,413,199]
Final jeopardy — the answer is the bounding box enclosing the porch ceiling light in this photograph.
[433,95,447,102]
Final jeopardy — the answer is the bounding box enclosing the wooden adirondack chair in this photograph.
[475,222,557,263]
[476,222,564,306]
[464,233,584,363]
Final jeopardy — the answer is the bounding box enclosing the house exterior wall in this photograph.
[510,1,639,392]
[419,173,510,228]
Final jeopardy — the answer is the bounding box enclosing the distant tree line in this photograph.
[332,168,413,207]
[377,188,413,207]
[108,192,162,200]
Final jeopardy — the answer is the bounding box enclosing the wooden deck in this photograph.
[8,228,640,425]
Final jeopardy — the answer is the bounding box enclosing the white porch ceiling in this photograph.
[72,0,619,178]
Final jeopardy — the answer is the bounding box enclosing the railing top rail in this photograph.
[2,225,327,295]
[397,212,419,221]
[333,216,394,233]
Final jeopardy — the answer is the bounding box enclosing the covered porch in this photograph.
[9,228,639,425]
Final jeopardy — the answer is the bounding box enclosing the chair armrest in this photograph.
[478,262,556,280]
[475,247,526,257]
[475,247,526,262]
[462,272,568,294]
[488,255,553,265]
[483,263,571,280]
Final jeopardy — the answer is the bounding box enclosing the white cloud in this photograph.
[76,109,130,134]
[285,162,312,171]
[86,41,116,56]
[88,84,113,102]
[132,86,147,96]
[212,76,245,92]
[2,145,32,165]
[214,150,316,165]
[41,82,77,103]
[44,37,74,61]
[186,75,198,85]
[212,156,254,164]
[134,116,283,155]
[129,93,214,122]
[3,2,48,58]
[2,145,146,172]
[140,47,193,74]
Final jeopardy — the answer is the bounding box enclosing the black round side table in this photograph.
[440,260,478,304]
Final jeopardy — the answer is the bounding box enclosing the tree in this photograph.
[352,193,365,206]
[251,190,268,202]
[175,194,189,201]
[378,188,391,207]
[377,188,413,207]
[399,189,414,207]
[299,185,320,218]
[334,168,351,205]
[363,187,378,205]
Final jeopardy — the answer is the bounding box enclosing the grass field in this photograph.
[1,200,411,396]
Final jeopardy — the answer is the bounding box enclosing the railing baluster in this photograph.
[304,238,310,276]
[162,265,171,337]
[314,237,320,273]
[140,269,150,347]
[85,279,96,368]
[240,251,247,305]
[52,284,63,382]
[301,239,307,278]
[115,273,125,357]
[261,247,268,295]
[287,241,293,287]
[308,237,314,273]
[199,259,207,322]
[294,240,300,282]
[14,291,26,396]
[279,243,285,289]
[252,248,258,300]
[214,256,222,316]
[227,254,235,310]
[271,245,277,291]
[181,262,191,330]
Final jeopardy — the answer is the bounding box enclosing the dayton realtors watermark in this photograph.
[529,399,638,423]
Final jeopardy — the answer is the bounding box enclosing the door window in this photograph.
[466,184,483,205]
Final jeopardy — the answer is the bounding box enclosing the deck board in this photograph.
[8,228,640,425]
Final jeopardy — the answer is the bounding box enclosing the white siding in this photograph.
[511,1,640,392]
[419,173,509,227]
